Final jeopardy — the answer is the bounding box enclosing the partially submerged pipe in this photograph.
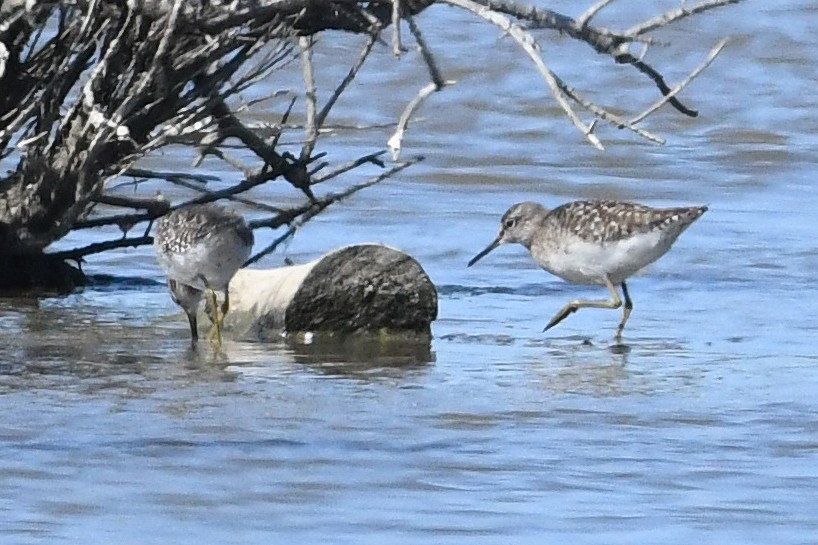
[226,244,437,340]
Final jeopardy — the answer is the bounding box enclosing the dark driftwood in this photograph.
[226,244,437,339]
[0,255,85,293]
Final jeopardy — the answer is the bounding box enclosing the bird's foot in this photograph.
[543,305,578,332]
[614,324,627,345]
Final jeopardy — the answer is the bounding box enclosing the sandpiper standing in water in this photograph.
[468,200,707,343]
[154,203,254,348]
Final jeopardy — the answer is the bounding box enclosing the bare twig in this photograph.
[124,168,219,185]
[272,96,298,150]
[386,15,454,159]
[313,151,388,185]
[163,176,284,215]
[51,236,153,261]
[316,31,380,129]
[299,35,318,161]
[620,56,699,117]
[407,16,445,88]
[553,76,665,144]
[479,0,629,48]
[442,0,604,150]
[92,194,171,215]
[246,155,424,266]
[475,0,731,117]
[248,224,298,267]
[576,0,616,28]
[196,144,255,176]
[208,97,315,200]
[392,0,404,56]
[626,0,742,36]
[388,81,455,160]
[630,38,729,125]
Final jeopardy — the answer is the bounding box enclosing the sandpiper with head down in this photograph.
[154,203,254,348]
[468,200,707,342]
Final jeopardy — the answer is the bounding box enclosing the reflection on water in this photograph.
[3,2,818,543]
[286,335,434,378]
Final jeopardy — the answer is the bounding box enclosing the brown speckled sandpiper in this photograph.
[468,200,707,342]
[154,203,254,347]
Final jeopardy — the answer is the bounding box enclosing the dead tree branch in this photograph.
[0,0,742,290]
[391,0,738,147]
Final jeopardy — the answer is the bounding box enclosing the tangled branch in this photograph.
[0,0,742,276]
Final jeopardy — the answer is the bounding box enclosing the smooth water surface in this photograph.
[3,2,818,543]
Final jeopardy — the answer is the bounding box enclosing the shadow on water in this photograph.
[515,335,704,397]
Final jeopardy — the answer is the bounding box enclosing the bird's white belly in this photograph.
[540,230,669,285]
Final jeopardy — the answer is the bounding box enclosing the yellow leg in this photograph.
[544,275,623,334]
[215,290,230,344]
[205,288,223,348]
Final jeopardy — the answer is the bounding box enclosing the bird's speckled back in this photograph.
[154,204,254,255]
[545,201,708,244]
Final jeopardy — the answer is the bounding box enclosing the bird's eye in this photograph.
[504,218,516,229]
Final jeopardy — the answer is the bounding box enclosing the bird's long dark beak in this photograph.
[468,237,501,267]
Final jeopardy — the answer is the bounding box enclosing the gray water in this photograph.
[3,2,818,543]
